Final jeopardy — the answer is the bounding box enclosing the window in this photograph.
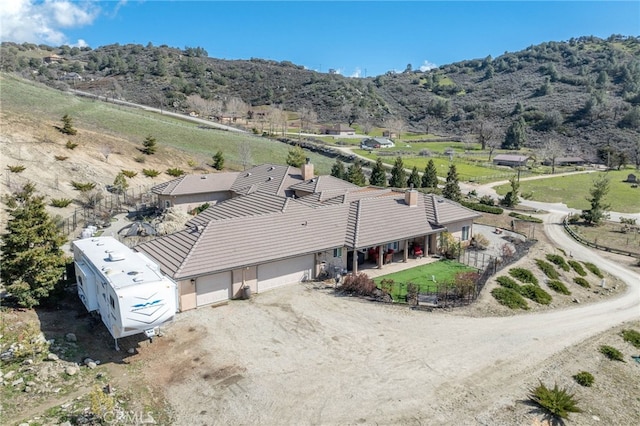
[165,200,171,208]
[333,248,342,258]
[387,242,399,251]
[110,295,115,309]
[461,225,470,241]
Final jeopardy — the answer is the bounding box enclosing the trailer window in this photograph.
[110,295,115,310]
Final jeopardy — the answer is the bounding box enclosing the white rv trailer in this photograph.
[72,236,177,349]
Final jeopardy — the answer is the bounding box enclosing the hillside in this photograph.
[1,35,639,165]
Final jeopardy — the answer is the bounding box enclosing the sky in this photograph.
[1,1,638,77]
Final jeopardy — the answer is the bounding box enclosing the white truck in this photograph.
[72,237,177,350]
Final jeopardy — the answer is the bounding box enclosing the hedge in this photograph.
[460,200,504,215]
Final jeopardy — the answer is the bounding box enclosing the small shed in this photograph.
[493,154,529,167]
[626,173,637,183]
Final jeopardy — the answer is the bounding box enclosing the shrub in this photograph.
[496,276,521,291]
[508,212,543,223]
[621,329,640,349]
[142,169,160,178]
[520,284,552,305]
[573,277,590,288]
[547,280,571,295]
[572,371,594,387]
[546,254,570,271]
[341,272,376,296]
[459,200,503,214]
[509,268,539,285]
[65,140,78,150]
[568,260,587,276]
[70,181,96,192]
[556,247,567,256]
[583,262,603,278]
[7,165,26,173]
[60,114,77,135]
[478,194,495,206]
[599,345,624,362]
[121,170,138,178]
[166,168,186,177]
[491,287,529,310]
[528,382,581,421]
[189,203,210,215]
[50,198,73,208]
[535,259,560,279]
[54,155,68,161]
[472,233,489,250]
[134,155,146,163]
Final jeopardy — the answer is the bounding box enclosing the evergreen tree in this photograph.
[502,117,527,149]
[501,176,520,207]
[369,158,387,187]
[142,135,157,155]
[112,172,129,194]
[60,114,77,135]
[407,166,421,188]
[286,145,306,168]
[330,159,346,180]
[422,159,439,188]
[581,175,611,225]
[442,164,462,202]
[212,150,225,170]
[1,183,69,308]
[389,157,407,188]
[347,160,366,186]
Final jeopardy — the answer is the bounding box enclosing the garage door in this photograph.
[196,271,231,306]
[257,255,313,292]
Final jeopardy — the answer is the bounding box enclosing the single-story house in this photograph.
[493,154,529,167]
[137,166,481,311]
[542,157,587,166]
[361,137,395,149]
[324,124,356,136]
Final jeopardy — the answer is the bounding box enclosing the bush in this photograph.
[568,260,587,276]
[573,277,590,288]
[142,169,160,178]
[50,198,73,208]
[583,262,603,278]
[520,284,552,305]
[7,165,26,173]
[509,268,539,285]
[134,155,146,163]
[54,155,68,161]
[166,168,186,177]
[496,276,521,291]
[621,329,640,349]
[573,371,594,387]
[459,200,503,214]
[599,345,624,362]
[341,272,376,296]
[472,233,489,250]
[535,259,560,279]
[65,140,78,150]
[508,212,543,223]
[547,280,571,295]
[121,169,138,178]
[546,254,570,271]
[70,181,96,192]
[491,287,529,310]
[528,381,581,421]
[478,194,495,206]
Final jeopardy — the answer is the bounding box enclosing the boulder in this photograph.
[86,362,97,370]
[47,353,59,361]
[65,333,77,342]
[65,366,79,376]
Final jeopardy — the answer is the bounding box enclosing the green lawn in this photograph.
[373,260,475,300]
[495,170,640,213]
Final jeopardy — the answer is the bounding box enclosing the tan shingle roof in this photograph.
[152,172,239,196]
[289,175,359,194]
[425,195,482,225]
[230,164,303,197]
[186,192,289,227]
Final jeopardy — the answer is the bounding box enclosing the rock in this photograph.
[65,366,79,376]
[26,381,36,386]
[592,415,600,421]
[12,377,24,386]
[572,298,580,304]
[127,348,135,354]
[83,357,94,365]
[65,333,77,342]
[86,362,97,369]
[60,422,73,426]
[47,353,59,361]
[22,358,33,365]
[4,370,16,380]
[24,386,32,393]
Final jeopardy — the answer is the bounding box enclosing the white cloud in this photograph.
[419,60,438,72]
[0,0,99,46]
[350,68,362,78]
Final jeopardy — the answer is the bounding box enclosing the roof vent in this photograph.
[201,175,207,179]
[267,176,273,181]
[246,172,252,177]
[109,252,126,261]
[269,166,275,171]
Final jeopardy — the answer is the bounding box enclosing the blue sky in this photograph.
[1,1,638,77]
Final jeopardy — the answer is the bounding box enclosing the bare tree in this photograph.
[238,141,252,171]
[225,97,248,122]
[384,117,405,140]
[299,106,318,133]
[475,120,496,150]
[486,136,501,163]
[100,145,112,163]
[361,117,374,135]
[541,138,565,174]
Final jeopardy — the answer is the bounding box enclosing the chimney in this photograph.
[302,157,314,181]
[405,188,418,207]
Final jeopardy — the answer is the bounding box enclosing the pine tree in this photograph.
[407,166,421,189]
[502,117,527,149]
[142,135,157,155]
[330,159,346,180]
[422,159,439,188]
[286,145,306,168]
[60,114,77,135]
[369,158,387,187]
[112,172,129,194]
[212,150,225,170]
[389,157,407,188]
[581,175,611,224]
[501,176,520,207]
[1,183,69,308]
[347,160,366,186]
[442,164,462,202]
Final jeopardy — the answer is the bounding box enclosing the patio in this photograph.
[355,253,441,279]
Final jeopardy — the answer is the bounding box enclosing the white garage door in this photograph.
[258,255,314,292]
[196,271,231,306]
